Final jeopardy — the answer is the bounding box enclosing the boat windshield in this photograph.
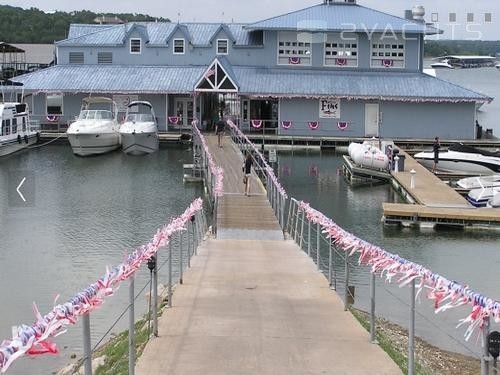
[125,114,154,123]
[78,110,113,120]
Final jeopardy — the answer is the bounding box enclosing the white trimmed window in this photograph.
[370,36,405,69]
[130,38,141,54]
[431,12,439,22]
[98,52,113,64]
[277,31,311,66]
[46,94,63,115]
[467,13,474,23]
[69,52,84,64]
[324,33,358,67]
[485,13,492,23]
[217,39,228,55]
[174,39,185,54]
[449,13,457,23]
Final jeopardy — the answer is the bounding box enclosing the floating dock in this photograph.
[383,150,500,229]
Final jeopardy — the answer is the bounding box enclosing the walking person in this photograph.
[215,118,226,148]
[243,152,253,196]
[432,136,440,173]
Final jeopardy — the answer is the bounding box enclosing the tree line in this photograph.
[0,5,169,44]
[424,40,500,57]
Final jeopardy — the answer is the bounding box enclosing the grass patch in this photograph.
[350,308,430,375]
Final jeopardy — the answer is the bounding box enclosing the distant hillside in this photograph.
[0,5,169,44]
[425,40,500,57]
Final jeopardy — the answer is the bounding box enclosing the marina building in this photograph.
[12,0,491,139]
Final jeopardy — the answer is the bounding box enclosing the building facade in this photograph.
[13,0,491,139]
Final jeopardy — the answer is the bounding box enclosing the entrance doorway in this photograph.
[365,103,379,137]
[174,98,194,127]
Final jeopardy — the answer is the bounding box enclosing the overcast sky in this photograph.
[3,0,499,39]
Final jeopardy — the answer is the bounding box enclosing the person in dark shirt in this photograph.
[215,119,226,148]
[243,152,253,196]
[432,137,440,173]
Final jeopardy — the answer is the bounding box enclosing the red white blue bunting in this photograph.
[168,116,180,125]
[251,120,263,129]
[297,200,500,342]
[308,121,319,130]
[281,121,292,129]
[0,199,204,373]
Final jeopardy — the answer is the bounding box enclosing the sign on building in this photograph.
[113,95,139,113]
[319,98,340,118]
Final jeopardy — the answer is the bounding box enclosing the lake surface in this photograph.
[0,145,203,374]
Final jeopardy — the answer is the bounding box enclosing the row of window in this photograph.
[278,33,406,68]
[1,117,26,136]
[431,12,493,23]
[131,38,229,55]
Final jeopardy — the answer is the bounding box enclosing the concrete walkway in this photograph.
[136,238,401,375]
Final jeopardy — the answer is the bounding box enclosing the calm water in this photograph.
[0,145,202,374]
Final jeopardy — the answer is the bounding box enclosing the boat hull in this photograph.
[67,133,120,156]
[0,134,38,157]
[121,132,159,155]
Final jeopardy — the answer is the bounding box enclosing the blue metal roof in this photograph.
[12,64,489,103]
[58,23,257,47]
[245,3,440,35]
[231,67,490,103]
[12,65,204,93]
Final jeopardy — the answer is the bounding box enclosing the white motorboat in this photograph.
[67,97,120,156]
[430,60,453,69]
[120,101,159,155]
[487,191,500,208]
[456,174,500,190]
[0,102,39,157]
[414,143,500,174]
[467,187,500,207]
[496,64,500,70]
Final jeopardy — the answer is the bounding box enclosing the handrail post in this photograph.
[307,219,311,256]
[370,273,376,343]
[294,202,300,243]
[328,239,333,288]
[408,279,415,375]
[286,198,293,237]
[344,253,349,311]
[153,256,158,337]
[481,316,491,375]
[299,209,305,250]
[280,195,285,232]
[82,313,92,375]
[129,277,135,375]
[168,241,173,308]
[316,222,320,270]
[179,231,184,284]
[187,224,191,268]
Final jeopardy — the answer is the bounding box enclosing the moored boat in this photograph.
[456,174,500,190]
[120,101,159,156]
[467,187,500,207]
[0,102,39,157]
[67,97,120,156]
[414,143,500,174]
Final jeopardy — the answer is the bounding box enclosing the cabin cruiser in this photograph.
[456,174,500,190]
[430,59,453,69]
[67,97,120,156]
[0,102,39,157]
[432,55,495,69]
[119,101,159,155]
[414,143,500,174]
[467,187,500,207]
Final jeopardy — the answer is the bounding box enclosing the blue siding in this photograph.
[278,98,475,139]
